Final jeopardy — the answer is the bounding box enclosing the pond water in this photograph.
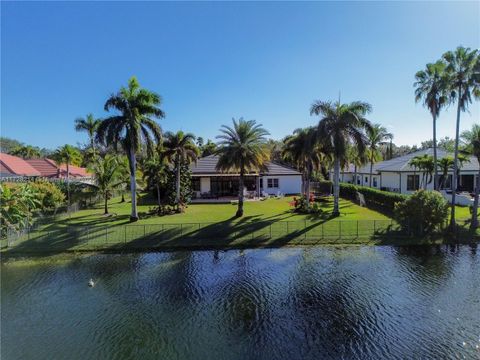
[1,246,479,359]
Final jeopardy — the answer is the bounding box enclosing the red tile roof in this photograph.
[26,158,91,178]
[0,153,41,176]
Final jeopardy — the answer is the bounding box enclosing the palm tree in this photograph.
[10,145,41,159]
[347,146,367,186]
[366,124,393,187]
[310,101,372,216]
[461,124,480,229]
[53,144,82,206]
[163,131,198,210]
[409,154,434,189]
[437,155,468,190]
[414,61,448,190]
[90,155,122,214]
[216,118,270,217]
[75,114,101,156]
[282,127,326,206]
[96,77,164,221]
[143,149,168,212]
[442,46,480,228]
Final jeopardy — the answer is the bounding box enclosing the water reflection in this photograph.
[1,246,479,360]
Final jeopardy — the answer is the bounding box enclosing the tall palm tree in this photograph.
[216,118,270,217]
[311,101,372,216]
[9,145,41,159]
[90,155,122,214]
[461,124,480,229]
[366,124,393,187]
[443,46,480,228]
[414,60,448,190]
[75,114,101,156]
[347,145,367,186]
[53,144,82,206]
[163,131,198,209]
[96,77,164,221]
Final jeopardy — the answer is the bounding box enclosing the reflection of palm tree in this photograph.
[310,101,372,216]
[97,77,164,221]
[216,118,270,217]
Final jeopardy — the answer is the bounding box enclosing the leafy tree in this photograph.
[90,155,123,214]
[394,190,449,236]
[53,144,82,205]
[74,114,101,156]
[9,145,41,159]
[366,124,392,187]
[310,100,372,216]
[30,181,65,210]
[164,131,199,210]
[0,184,40,234]
[461,124,480,229]
[165,162,193,207]
[216,118,270,217]
[97,76,164,221]
[415,60,448,190]
[0,137,23,154]
[442,46,480,228]
[347,145,367,185]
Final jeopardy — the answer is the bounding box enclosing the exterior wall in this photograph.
[380,172,401,192]
[261,175,301,195]
[200,177,211,193]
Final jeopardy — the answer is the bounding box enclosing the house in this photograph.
[0,152,90,180]
[189,155,302,197]
[0,152,41,177]
[335,148,479,195]
[25,158,90,178]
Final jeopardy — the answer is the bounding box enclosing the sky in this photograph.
[1,1,479,150]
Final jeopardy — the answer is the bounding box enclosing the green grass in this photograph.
[2,195,477,254]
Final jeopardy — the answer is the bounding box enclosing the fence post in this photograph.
[270,223,272,239]
[322,222,324,239]
[180,224,183,238]
[124,226,127,244]
[144,224,146,237]
[105,227,108,244]
[304,220,307,240]
[374,220,376,233]
[339,221,342,240]
[357,220,359,238]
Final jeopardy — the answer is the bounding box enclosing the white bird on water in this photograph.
[88,279,95,287]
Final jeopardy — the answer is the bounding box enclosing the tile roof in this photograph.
[26,158,90,178]
[0,153,41,176]
[190,155,301,176]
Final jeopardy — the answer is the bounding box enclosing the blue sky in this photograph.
[1,1,479,149]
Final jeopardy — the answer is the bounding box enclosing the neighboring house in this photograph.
[0,153,90,180]
[335,148,479,195]
[190,155,302,197]
[25,159,90,178]
[0,152,41,177]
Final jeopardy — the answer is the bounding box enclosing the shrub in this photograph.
[289,194,323,214]
[30,180,65,210]
[394,190,449,236]
[339,183,407,213]
[313,180,333,195]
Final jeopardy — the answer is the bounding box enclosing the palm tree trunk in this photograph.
[306,166,311,209]
[176,158,181,209]
[104,194,109,215]
[66,161,70,207]
[432,113,438,191]
[157,184,161,209]
[471,169,480,230]
[127,147,139,222]
[121,193,125,203]
[450,87,462,230]
[353,164,357,186]
[236,168,245,217]
[333,157,340,216]
[369,161,373,187]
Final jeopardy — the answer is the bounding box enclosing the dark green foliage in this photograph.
[394,190,449,236]
[340,183,408,213]
[313,180,333,195]
[165,162,193,206]
[30,181,65,210]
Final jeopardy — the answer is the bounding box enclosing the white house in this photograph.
[190,155,302,198]
[335,148,479,195]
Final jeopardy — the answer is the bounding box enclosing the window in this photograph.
[357,177,361,185]
[260,178,263,188]
[439,175,452,189]
[192,178,201,192]
[373,177,378,187]
[267,178,279,188]
[407,175,420,191]
[365,176,368,183]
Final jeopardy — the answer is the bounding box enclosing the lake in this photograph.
[1,246,479,359]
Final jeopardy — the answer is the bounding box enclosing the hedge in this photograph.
[339,183,408,214]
